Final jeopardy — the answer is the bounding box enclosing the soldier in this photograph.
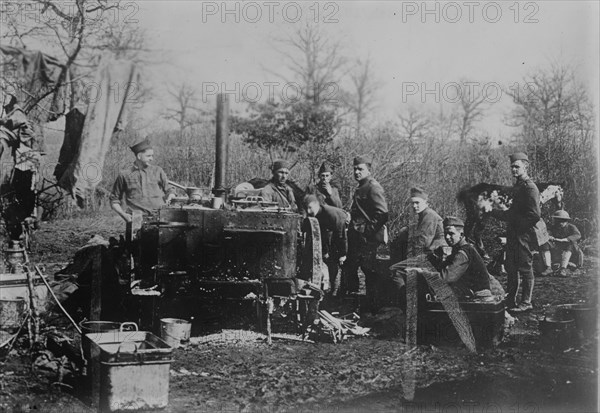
[391,187,445,265]
[343,155,388,311]
[433,216,493,300]
[304,194,348,293]
[490,152,540,312]
[540,210,583,277]
[306,162,343,208]
[110,138,175,222]
[260,159,298,212]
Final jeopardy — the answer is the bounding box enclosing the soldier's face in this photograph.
[319,172,332,184]
[410,197,428,214]
[274,169,289,184]
[353,164,370,181]
[511,160,527,178]
[306,201,320,217]
[444,226,464,246]
[137,149,154,166]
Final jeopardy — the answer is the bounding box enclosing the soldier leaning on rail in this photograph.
[304,194,349,295]
[489,152,540,313]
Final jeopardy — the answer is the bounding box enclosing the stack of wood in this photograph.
[312,310,370,343]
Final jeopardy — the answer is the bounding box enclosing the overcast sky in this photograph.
[136,1,599,137]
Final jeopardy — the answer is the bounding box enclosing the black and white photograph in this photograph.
[0,1,598,412]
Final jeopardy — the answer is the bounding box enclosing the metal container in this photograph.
[539,316,576,352]
[87,331,173,412]
[556,303,597,341]
[0,298,26,330]
[81,321,138,359]
[0,272,48,310]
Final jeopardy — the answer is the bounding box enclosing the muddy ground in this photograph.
[0,212,598,412]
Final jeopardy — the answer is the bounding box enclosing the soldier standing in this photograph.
[491,152,540,312]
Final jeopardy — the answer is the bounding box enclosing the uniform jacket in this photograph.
[409,207,445,257]
[110,162,174,214]
[260,180,298,212]
[549,222,581,245]
[439,238,491,297]
[350,176,388,240]
[306,182,343,208]
[493,176,540,234]
[315,204,348,257]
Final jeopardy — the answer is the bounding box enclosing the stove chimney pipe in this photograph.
[213,93,229,199]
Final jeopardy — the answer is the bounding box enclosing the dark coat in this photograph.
[440,238,491,297]
[492,176,541,234]
[350,176,388,241]
[306,182,343,208]
[315,204,348,257]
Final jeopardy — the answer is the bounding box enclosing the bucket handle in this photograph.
[119,322,138,332]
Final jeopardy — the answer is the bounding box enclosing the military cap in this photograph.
[130,138,152,154]
[353,155,372,166]
[443,216,465,228]
[552,210,571,220]
[303,194,319,207]
[409,187,428,201]
[318,162,333,174]
[271,159,289,172]
[509,152,529,163]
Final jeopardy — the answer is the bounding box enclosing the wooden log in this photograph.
[25,267,39,345]
[89,248,102,321]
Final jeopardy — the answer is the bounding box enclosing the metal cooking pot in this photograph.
[168,180,205,200]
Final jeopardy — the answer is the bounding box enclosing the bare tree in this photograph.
[164,83,207,139]
[342,56,380,137]
[269,22,348,106]
[1,0,148,110]
[506,63,597,218]
[457,80,487,143]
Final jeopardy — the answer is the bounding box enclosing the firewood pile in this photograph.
[307,310,370,343]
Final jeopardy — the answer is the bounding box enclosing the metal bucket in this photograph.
[556,304,597,340]
[160,318,191,348]
[0,298,27,331]
[539,316,576,352]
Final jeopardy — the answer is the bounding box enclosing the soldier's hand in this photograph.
[339,256,347,265]
[323,253,330,260]
[124,213,133,223]
[324,183,333,195]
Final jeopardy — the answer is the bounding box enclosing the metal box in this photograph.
[86,331,173,411]
[418,300,505,349]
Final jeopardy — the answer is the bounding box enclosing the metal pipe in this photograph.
[213,93,229,198]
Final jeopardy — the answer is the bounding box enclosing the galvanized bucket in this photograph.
[160,318,191,348]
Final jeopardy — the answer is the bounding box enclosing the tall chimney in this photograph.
[213,93,229,198]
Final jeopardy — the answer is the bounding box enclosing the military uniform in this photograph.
[344,174,388,304]
[408,207,445,257]
[313,204,348,291]
[110,163,174,215]
[438,238,492,299]
[492,162,540,309]
[306,182,343,208]
[260,181,298,212]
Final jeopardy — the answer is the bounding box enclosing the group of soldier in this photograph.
[110,139,581,315]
